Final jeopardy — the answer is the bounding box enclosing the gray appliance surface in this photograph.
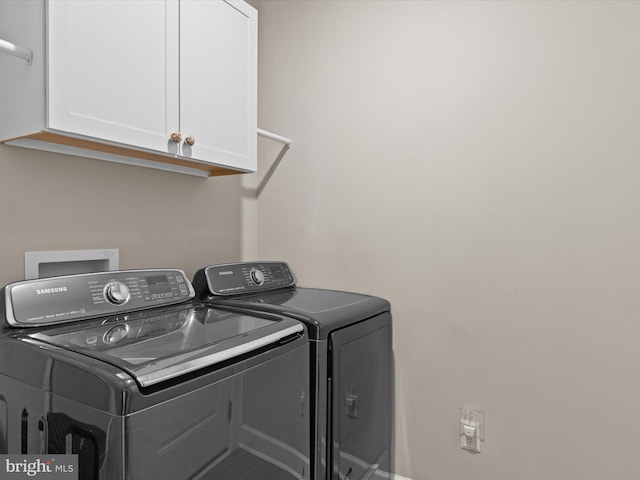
[193,262,391,339]
[212,287,390,341]
[193,261,393,480]
[0,269,311,480]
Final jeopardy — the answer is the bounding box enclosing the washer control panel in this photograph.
[4,269,195,327]
[195,262,296,296]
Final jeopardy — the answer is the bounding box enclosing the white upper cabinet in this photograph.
[0,0,257,177]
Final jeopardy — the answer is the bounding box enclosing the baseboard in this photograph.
[372,471,413,480]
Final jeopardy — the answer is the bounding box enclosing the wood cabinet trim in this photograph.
[17,132,245,177]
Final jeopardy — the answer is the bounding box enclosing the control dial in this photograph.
[104,281,131,305]
[249,268,265,286]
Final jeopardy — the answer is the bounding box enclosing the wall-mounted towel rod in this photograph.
[256,128,292,196]
[0,38,33,64]
[258,128,292,146]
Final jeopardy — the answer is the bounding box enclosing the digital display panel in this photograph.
[146,275,172,295]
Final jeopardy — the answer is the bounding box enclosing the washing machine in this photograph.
[193,262,392,480]
[0,268,310,479]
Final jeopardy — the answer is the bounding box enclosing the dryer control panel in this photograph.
[3,269,194,327]
[194,262,296,297]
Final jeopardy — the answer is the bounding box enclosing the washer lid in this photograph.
[25,304,303,387]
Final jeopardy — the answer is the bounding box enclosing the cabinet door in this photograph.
[47,0,179,154]
[179,0,257,171]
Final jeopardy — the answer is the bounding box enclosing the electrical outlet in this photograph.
[460,408,484,453]
[461,425,480,452]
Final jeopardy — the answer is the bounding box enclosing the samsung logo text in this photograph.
[36,287,68,295]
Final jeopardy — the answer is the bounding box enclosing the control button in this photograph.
[151,292,173,300]
[104,281,131,305]
[176,275,184,282]
[250,268,265,286]
[103,324,129,345]
[179,285,188,295]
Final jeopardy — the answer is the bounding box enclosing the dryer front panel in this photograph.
[330,313,392,480]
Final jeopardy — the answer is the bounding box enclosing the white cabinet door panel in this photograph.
[48,0,178,153]
[179,0,256,170]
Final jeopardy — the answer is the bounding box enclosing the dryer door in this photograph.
[329,313,392,480]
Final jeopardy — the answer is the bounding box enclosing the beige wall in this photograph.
[254,1,640,479]
[0,144,245,286]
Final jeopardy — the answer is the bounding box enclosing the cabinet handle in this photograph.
[185,136,195,146]
[170,132,182,144]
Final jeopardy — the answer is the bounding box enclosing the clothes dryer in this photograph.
[193,262,392,480]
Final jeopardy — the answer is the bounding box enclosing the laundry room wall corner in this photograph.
[241,166,259,261]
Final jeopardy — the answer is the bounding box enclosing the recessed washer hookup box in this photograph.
[24,249,119,279]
